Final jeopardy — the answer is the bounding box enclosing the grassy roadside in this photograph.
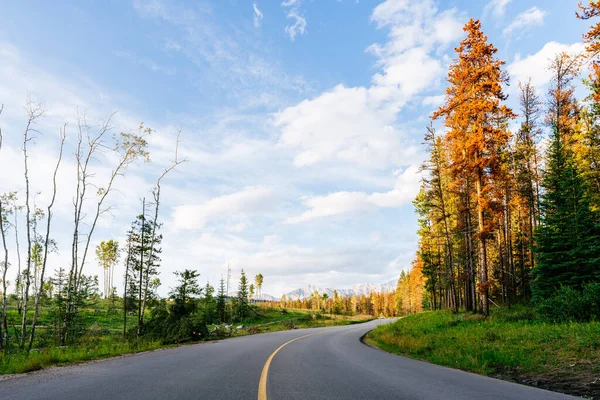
[366,307,600,399]
[0,307,373,375]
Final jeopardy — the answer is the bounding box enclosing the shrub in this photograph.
[536,283,600,323]
[583,282,600,316]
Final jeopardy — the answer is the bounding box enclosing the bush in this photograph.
[536,283,600,322]
[142,303,209,344]
[583,282,600,313]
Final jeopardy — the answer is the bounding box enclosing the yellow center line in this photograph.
[257,332,324,400]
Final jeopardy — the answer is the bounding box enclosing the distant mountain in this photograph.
[284,280,396,301]
[228,292,279,302]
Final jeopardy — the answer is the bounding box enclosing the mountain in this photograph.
[284,280,396,301]
[228,291,279,301]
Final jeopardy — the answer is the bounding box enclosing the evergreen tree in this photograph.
[169,269,202,318]
[200,282,217,323]
[236,269,249,320]
[216,277,226,323]
[532,54,600,299]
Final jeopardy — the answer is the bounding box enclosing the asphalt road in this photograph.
[0,319,577,399]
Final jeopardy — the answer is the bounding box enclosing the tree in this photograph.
[65,117,150,343]
[255,273,263,301]
[142,129,186,321]
[28,127,65,351]
[433,19,515,315]
[96,240,119,299]
[236,270,249,320]
[200,282,217,323]
[169,269,202,319]
[20,99,45,348]
[576,3,600,210]
[532,53,600,299]
[249,284,255,303]
[125,201,162,337]
[216,277,226,323]
[122,224,138,338]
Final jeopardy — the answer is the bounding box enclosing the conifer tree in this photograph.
[236,269,249,320]
[532,53,600,299]
[216,277,226,323]
[433,19,515,315]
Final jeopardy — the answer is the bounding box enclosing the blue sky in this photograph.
[0,0,590,297]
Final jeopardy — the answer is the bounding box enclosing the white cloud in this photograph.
[253,3,264,28]
[484,0,511,18]
[134,0,309,109]
[286,165,420,223]
[422,94,445,107]
[282,0,307,41]
[172,186,276,230]
[275,0,463,169]
[507,41,585,89]
[503,7,547,37]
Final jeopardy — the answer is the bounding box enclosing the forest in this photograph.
[367,3,600,397]
[402,3,600,321]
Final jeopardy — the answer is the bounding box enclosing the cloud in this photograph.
[285,165,421,223]
[503,7,547,37]
[484,0,511,18]
[275,0,463,169]
[281,0,307,41]
[172,186,276,230]
[507,41,585,89]
[422,94,445,107]
[253,3,264,28]
[133,0,309,109]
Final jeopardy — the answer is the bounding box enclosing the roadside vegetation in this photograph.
[366,4,600,399]
[367,306,600,398]
[0,293,372,375]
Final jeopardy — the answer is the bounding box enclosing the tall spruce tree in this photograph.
[216,277,226,323]
[236,269,249,320]
[532,53,600,300]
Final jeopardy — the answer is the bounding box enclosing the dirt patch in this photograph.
[496,363,600,399]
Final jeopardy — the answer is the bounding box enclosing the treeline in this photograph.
[265,266,425,317]
[414,4,600,318]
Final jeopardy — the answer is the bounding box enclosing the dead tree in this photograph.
[20,99,45,348]
[28,125,66,351]
[140,129,187,322]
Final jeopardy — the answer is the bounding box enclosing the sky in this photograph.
[0,0,590,298]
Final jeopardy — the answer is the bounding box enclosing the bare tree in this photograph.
[137,197,146,337]
[64,116,150,342]
[0,103,8,349]
[20,99,45,348]
[28,125,66,351]
[140,129,187,321]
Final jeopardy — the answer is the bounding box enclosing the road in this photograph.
[0,319,577,399]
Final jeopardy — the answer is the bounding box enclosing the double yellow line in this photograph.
[257,332,323,400]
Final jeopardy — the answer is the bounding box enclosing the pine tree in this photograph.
[532,53,600,299]
[216,277,226,323]
[433,19,515,315]
[200,282,217,323]
[236,269,249,320]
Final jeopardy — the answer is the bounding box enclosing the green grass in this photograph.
[367,306,600,398]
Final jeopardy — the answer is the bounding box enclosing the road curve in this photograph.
[0,320,577,399]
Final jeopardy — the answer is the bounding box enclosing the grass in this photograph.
[367,306,600,398]
[232,308,373,335]
[0,340,166,374]
[1,303,373,375]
